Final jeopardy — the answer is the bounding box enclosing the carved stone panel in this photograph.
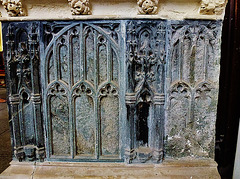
[2,19,223,164]
[3,22,44,161]
[193,81,217,158]
[166,82,191,157]
[99,84,119,157]
[166,20,222,158]
[125,20,166,163]
[42,21,122,161]
[73,83,95,157]
[48,83,70,156]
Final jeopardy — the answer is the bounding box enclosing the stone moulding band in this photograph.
[0,0,227,19]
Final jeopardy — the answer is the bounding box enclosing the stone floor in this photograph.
[0,87,12,174]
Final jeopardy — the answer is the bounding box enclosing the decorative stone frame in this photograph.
[0,0,228,178]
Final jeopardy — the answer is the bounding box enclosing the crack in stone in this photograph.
[31,162,36,179]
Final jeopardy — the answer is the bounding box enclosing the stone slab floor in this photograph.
[0,87,11,174]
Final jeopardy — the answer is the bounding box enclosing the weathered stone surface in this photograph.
[2,0,25,17]
[200,0,227,15]
[137,0,159,15]
[3,22,45,162]
[41,21,122,161]
[68,0,91,15]
[2,19,222,164]
[74,84,95,156]
[0,160,220,178]
[165,20,222,159]
[125,20,166,163]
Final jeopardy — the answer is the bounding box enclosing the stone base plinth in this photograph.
[0,159,220,179]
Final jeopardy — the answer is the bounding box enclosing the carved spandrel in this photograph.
[97,24,120,45]
[43,23,66,48]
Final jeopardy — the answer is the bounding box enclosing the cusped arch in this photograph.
[72,81,95,98]
[46,81,69,96]
[15,28,28,47]
[169,81,192,100]
[19,87,32,100]
[136,86,154,104]
[193,80,215,99]
[138,27,152,37]
[98,82,119,98]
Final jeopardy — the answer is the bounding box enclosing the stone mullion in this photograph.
[93,29,100,159]
[46,94,53,158]
[29,23,45,161]
[152,94,164,163]
[9,96,25,161]
[69,93,74,159]
[107,41,111,82]
[66,30,75,159]
[79,24,83,81]
[68,30,73,87]
[179,38,184,81]
[32,95,45,161]
[93,30,98,89]
[95,97,100,159]
[83,29,87,82]
[125,94,136,163]
[53,42,58,81]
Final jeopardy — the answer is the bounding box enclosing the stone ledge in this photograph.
[0,0,227,21]
[0,159,220,179]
